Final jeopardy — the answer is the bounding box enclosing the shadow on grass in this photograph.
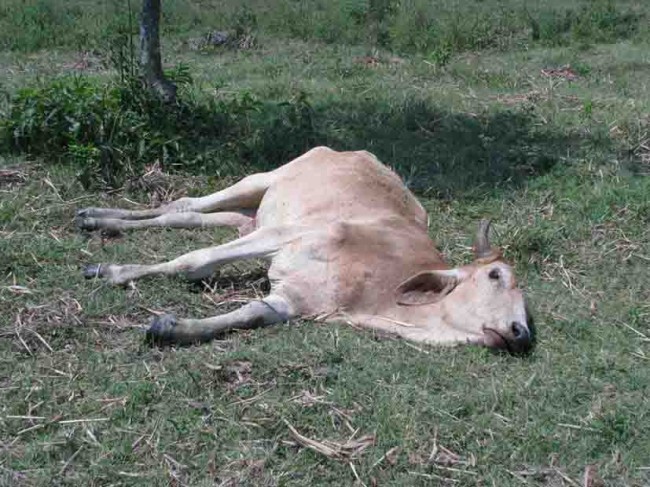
[187,264,270,296]
[216,96,585,197]
[313,99,569,196]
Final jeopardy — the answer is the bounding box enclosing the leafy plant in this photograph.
[0,30,317,188]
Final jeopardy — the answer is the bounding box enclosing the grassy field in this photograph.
[1,0,650,485]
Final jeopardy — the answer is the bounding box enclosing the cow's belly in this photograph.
[265,218,444,317]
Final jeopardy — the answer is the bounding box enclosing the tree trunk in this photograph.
[139,0,177,102]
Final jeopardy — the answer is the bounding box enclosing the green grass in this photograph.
[1,0,648,55]
[1,0,650,485]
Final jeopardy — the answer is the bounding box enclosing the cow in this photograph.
[77,147,533,353]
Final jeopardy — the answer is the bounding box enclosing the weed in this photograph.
[530,0,642,47]
[231,5,258,39]
[1,76,165,186]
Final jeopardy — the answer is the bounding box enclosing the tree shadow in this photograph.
[217,96,580,197]
[186,263,270,295]
[313,99,570,196]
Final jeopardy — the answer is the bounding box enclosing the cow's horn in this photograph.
[474,219,494,259]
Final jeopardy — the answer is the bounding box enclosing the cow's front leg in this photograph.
[82,225,300,285]
[146,294,294,345]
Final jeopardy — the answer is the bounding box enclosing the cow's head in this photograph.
[396,220,533,353]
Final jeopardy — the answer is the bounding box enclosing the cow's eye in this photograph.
[488,269,500,280]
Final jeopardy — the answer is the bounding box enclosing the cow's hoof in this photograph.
[146,314,178,345]
[83,264,104,279]
[77,217,97,231]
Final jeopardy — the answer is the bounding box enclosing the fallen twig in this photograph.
[59,445,84,476]
[284,420,374,461]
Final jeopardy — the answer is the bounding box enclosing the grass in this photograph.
[1,0,650,485]
[1,0,648,55]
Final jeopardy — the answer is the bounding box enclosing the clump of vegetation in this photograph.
[0,37,316,187]
[528,0,641,46]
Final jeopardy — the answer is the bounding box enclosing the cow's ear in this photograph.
[395,269,466,306]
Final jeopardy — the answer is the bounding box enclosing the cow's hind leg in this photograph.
[146,294,294,345]
[83,225,298,285]
[78,210,255,236]
[77,172,274,221]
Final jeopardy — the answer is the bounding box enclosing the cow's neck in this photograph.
[348,302,483,346]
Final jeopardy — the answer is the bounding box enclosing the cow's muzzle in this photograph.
[483,321,533,354]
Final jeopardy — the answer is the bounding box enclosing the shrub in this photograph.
[0,12,323,187]
[0,57,317,188]
[0,69,564,195]
[2,76,178,187]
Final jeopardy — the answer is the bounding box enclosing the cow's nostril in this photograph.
[511,321,526,339]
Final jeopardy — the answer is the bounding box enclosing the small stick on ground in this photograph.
[59,445,84,476]
[284,420,374,461]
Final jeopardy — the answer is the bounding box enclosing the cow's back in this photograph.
[255,147,428,229]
